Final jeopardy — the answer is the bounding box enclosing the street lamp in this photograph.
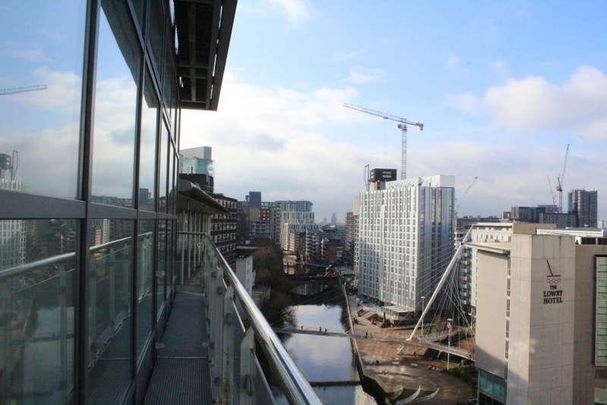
[446,318,453,370]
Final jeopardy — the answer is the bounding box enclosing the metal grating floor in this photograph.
[144,284,212,405]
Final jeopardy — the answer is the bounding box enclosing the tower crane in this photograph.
[556,144,570,213]
[455,176,478,213]
[546,175,558,211]
[344,103,424,180]
[0,84,47,96]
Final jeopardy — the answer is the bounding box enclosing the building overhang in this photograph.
[465,242,511,255]
[175,0,237,110]
[178,178,228,214]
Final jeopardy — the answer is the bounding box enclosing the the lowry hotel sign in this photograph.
[543,259,563,304]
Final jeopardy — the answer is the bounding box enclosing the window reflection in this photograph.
[0,2,86,199]
[87,219,133,403]
[159,125,168,212]
[139,71,158,211]
[91,0,141,207]
[137,220,154,360]
[0,219,78,403]
[156,220,167,318]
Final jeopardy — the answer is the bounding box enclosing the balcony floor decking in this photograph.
[144,276,212,404]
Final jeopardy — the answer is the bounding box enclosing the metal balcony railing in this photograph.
[177,231,321,404]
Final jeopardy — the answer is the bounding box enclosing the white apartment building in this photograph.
[357,175,455,312]
[276,201,314,250]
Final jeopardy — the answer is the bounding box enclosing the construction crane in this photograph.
[455,176,478,213]
[344,103,424,180]
[0,84,47,96]
[546,175,558,211]
[555,144,570,213]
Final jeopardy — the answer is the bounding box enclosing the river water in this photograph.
[273,280,377,404]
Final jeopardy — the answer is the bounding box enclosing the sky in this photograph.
[181,0,607,223]
[1,1,605,224]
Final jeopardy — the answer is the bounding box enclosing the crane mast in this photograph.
[556,144,570,213]
[344,103,423,180]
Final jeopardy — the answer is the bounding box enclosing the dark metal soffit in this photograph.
[178,178,228,213]
[175,0,237,110]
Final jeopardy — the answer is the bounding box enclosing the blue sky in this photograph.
[181,0,607,222]
[2,1,604,223]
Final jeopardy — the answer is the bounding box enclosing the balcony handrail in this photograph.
[0,231,154,280]
[203,234,321,405]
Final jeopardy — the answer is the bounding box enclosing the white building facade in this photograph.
[276,201,315,250]
[357,175,455,312]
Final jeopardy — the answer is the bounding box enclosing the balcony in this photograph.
[0,229,320,404]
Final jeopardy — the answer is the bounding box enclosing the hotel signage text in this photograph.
[544,259,562,304]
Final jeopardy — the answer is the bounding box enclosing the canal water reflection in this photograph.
[281,304,375,404]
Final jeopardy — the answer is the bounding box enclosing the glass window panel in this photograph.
[0,219,78,403]
[167,147,175,213]
[87,219,133,403]
[147,1,165,77]
[165,220,173,299]
[158,124,168,212]
[139,70,158,211]
[91,0,141,207]
[156,220,167,317]
[136,220,155,360]
[0,2,86,199]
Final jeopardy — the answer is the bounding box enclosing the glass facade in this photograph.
[0,1,87,199]
[478,369,507,404]
[0,219,78,403]
[91,0,140,206]
[0,1,180,403]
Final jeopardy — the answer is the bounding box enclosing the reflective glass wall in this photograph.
[0,0,180,403]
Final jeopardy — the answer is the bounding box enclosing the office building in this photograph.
[276,200,315,250]
[179,146,215,193]
[569,189,598,228]
[473,229,607,404]
[357,175,455,311]
[210,193,238,267]
[509,205,578,228]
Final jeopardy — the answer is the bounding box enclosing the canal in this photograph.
[267,280,377,404]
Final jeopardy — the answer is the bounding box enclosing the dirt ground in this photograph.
[348,297,475,404]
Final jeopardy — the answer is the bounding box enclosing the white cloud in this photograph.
[266,0,311,24]
[345,67,384,84]
[180,73,389,219]
[445,66,607,140]
[445,93,480,114]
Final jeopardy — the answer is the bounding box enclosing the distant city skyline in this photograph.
[181,1,607,223]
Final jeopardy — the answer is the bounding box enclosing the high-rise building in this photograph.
[179,146,215,193]
[569,189,598,228]
[473,229,607,404]
[211,193,238,267]
[357,175,455,311]
[510,205,578,228]
[0,153,25,269]
[344,211,358,263]
[276,200,315,250]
